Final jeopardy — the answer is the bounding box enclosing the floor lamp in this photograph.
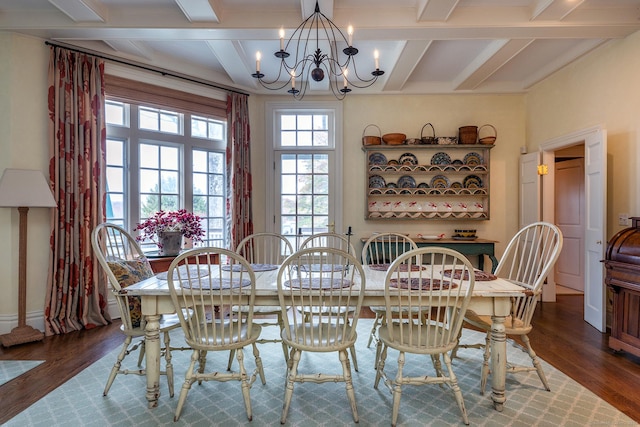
[0,169,56,347]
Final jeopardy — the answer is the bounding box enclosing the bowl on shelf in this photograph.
[382,133,407,145]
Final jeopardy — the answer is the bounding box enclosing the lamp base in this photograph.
[0,325,44,347]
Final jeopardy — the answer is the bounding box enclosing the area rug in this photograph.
[4,320,636,426]
[0,360,44,387]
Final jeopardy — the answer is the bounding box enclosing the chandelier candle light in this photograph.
[251,0,384,100]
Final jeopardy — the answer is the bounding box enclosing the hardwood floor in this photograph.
[1,295,639,424]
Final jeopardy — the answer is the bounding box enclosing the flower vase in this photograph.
[158,231,182,256]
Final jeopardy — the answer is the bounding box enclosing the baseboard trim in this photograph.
[0,300,121,335]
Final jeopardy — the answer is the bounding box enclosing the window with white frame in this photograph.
[267,103,343,249]
[105,100,227,250]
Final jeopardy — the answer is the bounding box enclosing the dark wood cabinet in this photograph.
[604,217,640,357]
[148,253,218,273]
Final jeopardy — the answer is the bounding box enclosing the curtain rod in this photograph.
[45,40,250,97]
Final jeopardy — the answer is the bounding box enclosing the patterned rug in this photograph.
[4,320,636,426]
[0,360,43,387]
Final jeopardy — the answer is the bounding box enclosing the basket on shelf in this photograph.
[478,124,497,145]
[382,133,407,145]
[420,123,437,144]
[362,124,382,146]
[458,125,478,144]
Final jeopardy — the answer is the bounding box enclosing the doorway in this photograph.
[554,149,585,295]
[539,125,607,332]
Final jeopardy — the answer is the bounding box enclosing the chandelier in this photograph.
[251,1,384,100]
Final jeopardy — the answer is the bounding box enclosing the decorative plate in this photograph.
[430,174,450,188]
[452,159,464,165]
[397,175,417,188]
[369,175,386,188]
[369,152,387,165]
[463,175,483,188]
[387,182,397,188]
[463,152,483,166]
[451,181,463,189]
[398,152,418,165]
[417,182,429,188]
[430,152,451,165]
[387,159,399,165]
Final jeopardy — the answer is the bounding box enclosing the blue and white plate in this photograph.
[369,152,387,165]
[430,175,450,188]
[369,175,386,188]
[463,152,483,166]
[398,175,417,188]
[398,153,418,165]
[430,152,451,165]
[463,175,483,188]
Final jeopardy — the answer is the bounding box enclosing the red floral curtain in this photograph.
[44,46,110,334]
[226,93,253,250]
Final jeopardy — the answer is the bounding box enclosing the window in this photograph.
[267,102,343,248]
[105,100,227,250]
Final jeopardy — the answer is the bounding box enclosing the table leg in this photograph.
[144,314,161,408]
[490,315,507,411]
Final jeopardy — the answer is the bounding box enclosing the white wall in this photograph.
[250,93,526,258]
[0,33,51,332]
[526,30,640,239]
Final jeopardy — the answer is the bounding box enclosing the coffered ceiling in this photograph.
[1,0,639,95]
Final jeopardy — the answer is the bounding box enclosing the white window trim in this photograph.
[265,101,344,235]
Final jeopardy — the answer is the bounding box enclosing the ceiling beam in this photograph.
[206,40,259,89]
[302,0,334,20]
[454,39,534,91]
[174,0,220,23]
[47,0,106,22]
[417,0,460,22]
[383,40,433,92]
[103,40,152,59]
[531,0,586,21]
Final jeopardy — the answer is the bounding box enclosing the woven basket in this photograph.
[478,124,497,145]
[420,123,436,144]
[362,124,382,146]
[458,126,478,145]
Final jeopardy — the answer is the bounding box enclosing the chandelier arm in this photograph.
[250,0,383,99]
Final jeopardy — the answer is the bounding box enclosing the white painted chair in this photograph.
[166,248,265,422]
[91,223,180,397]
[298,232,360,370]
[361,232,419,358]
[227,232,293,370]
[462,221,563,394]
[374,247,475,426]
[277,247,365,424]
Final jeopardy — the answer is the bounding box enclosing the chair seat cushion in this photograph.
[107,258,154,328]
[464,311,532,334]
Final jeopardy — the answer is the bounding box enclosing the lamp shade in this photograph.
[0,169,56,208]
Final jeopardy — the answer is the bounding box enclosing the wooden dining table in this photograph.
[124,263,524,412]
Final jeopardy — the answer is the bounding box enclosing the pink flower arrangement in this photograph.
[134,209,205,244]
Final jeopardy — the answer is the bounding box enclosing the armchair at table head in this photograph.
[91,223,181,397]
[462,221,563,394]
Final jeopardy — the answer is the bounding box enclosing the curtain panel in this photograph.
[226,93,253,250]
[45,46,110,335]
